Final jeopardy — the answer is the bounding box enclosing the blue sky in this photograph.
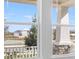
[4,2,75,32]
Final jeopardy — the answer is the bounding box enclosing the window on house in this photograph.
[19,32,22,36]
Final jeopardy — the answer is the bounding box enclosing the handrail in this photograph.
[5,22,33,25]
[4,22,75,27]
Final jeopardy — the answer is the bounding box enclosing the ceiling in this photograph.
[5,0,74,7]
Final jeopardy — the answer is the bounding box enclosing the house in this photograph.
[14,30,29,39]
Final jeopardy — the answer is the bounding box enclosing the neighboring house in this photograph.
[4,32,19,40]
[14,30,29,39]
[70,31,75,39]
[70,31,75,43]
[4,29,30,40]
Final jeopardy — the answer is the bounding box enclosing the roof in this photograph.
[14,30,30,33]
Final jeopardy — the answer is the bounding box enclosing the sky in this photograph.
[4,2,75,32]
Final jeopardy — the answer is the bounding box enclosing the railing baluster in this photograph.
[4,46,38,59]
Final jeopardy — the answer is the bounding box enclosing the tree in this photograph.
[25,15,37,46]
[4,25,9,32]
[4,19,9,33]
[53,29,56,40]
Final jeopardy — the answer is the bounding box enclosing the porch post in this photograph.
[37,0,52,59]
[56,6,71,45]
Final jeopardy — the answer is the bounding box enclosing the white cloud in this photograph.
[8,13,15,16]
[24,15,32,19]
[4,16,7,19]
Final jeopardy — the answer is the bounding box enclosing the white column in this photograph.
[56,6,71,45]
[37,0,52,59]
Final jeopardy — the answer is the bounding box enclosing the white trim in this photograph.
[37,0,52,59]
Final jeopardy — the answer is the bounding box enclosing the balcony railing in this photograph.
[4,46,37,59]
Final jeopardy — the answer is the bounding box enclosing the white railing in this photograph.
[4,46,75,59]
[4,46,37,59]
